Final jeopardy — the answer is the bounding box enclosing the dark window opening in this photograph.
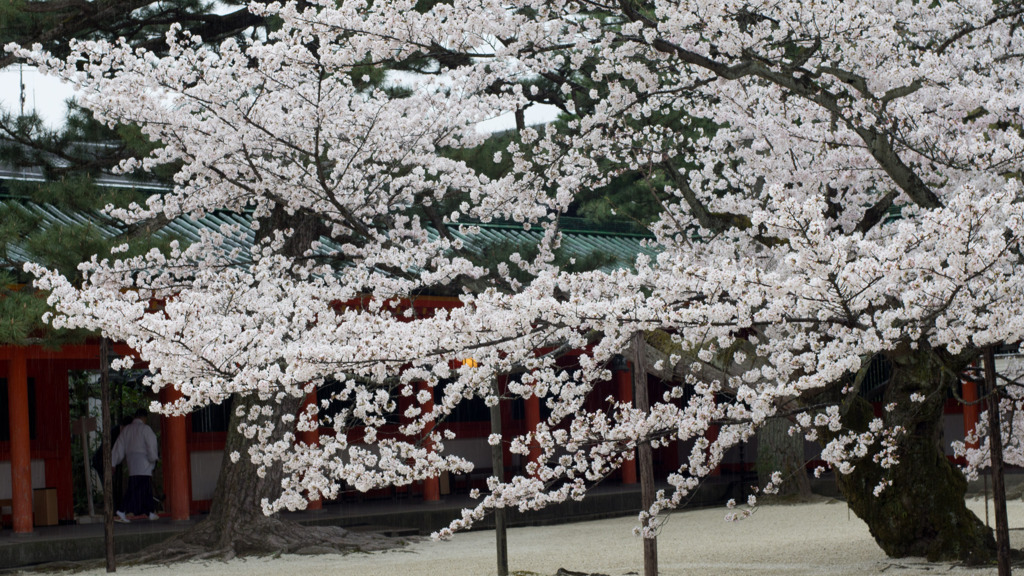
[192,397,233,433]
[445,394,490,423]
[0,378,37,441]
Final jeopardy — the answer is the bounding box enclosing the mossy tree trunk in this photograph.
[835,346,994,563]
[177,393,308,555]
[756,415,811,499]
[179,207,335,555]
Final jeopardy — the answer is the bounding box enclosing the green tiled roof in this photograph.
[1,199,656,272]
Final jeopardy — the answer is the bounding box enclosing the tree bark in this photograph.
[173,206,340,555]
[756,416,811,499]
[646,329,993,562]
[177,393,305,555]
[835,347,995,564]
[120,392,400,565]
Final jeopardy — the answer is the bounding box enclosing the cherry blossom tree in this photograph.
[10,0,1024,563]
[11,13,520,556]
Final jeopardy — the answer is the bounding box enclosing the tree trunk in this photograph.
[177,205,326,554]
[756,416,811,499]
[178,393,304,555]
[119,392,398,564]
[118,208,403,563]
[835,347,995,564]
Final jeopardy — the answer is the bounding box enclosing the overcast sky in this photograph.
[0,64,559,134]
[0,65,75,129]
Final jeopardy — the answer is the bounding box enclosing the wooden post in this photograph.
[100,339,116,572]
[489,376,508,576]
[982,347,1010,576]
[631,333,658,576]
[8,349,33,534]
[614,364,638,485]
[74,417,97,517]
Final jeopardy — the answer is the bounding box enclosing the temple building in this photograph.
[1,197,671,533]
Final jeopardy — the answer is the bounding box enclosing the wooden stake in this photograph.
[490,377,508,576]
[77,417,96,517]
[100,338,116,572]
[982,346,1011,576]
[632,333,658,576]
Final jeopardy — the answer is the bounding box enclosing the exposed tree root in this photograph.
[126,522,404,565]
[26,517,409,573]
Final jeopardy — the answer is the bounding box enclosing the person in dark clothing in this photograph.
[111,408,159,522]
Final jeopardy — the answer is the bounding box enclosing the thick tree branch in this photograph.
[613,6,945,211]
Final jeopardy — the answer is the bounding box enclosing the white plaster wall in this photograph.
[945,412,968,455]
[442,438,491,468]
[189,450,223,501]
[0,460,48,499]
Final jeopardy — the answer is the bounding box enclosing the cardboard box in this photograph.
[33,488,58,526]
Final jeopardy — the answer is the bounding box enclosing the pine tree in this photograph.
[0,105,169,346]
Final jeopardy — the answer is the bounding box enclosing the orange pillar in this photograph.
[8,350,33,533]
[298,391,323,510]
[160,387,192,520]
[420,382,440,502]
[615,367,637,485]
[706,424,721,476]
[963,379,980,450]
[525,395,541,476]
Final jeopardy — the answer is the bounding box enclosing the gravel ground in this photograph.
[28,496,1024,576]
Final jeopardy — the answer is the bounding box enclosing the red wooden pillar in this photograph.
[525,395,541,476]
[160,386,192,520]
[419,382,440,502]
[42,361,75,522]
[8,350,33,533]
[615,367,637,484]
[706,424,721,476]
[298,391,323,510]
[963,379,980,450]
